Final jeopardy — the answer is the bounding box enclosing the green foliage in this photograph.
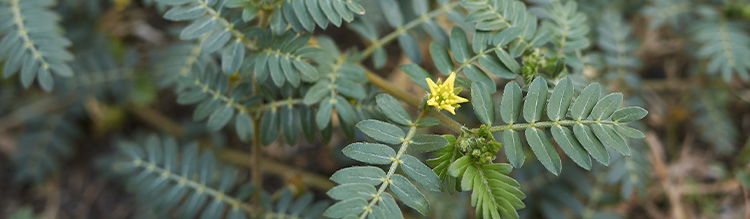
[691,89,738,155]
[1,0,675,218]
[485,77,646,174]
[595,10,641,84]
[269,0,366,34]
[693,19,750,81]
[261,189,330,218]
[349,0,457,67]
[542,1,591,71]
[112,134,255,218]
[0,0,74,91]
[446,147,524,219]
[13,113,79,184]
[324,94,446,219]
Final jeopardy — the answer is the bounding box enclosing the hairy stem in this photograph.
[127,158,256,213]
[359,111,426,219]
[359,1,460,59]
[486,120,621,132]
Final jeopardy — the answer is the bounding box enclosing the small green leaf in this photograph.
[430,42,454,75]
[547,77,574,121]
[471,83,494,125]
[573,124,610,165]
[610,106,648,122]
[448,155,471,177]
[235,113,254,142]
[356,120,405,145]
[551,125,592,170]
[330,166,386,186]
[401,64,431,89]
[592,124,630,155]
[523,77,548,122]
[410,134,448,153]
[260,109,279,145]
[415,117,440,127]
[379,0,403,27]
[614,125,645,139]
[376,94,412,126]
[180,17,217,40]
[500,130,525,168]
[327,183,377,200]
[478,55,515,79]
[336,79,366,99]
[378,193,404,219]
[316,98,333,129]
[208,106,234,131]
[589,93,623,120]
[569,83,601,120]
[389,174,429,215]
[342,142,396,165]
[500,81,522,124]
[525,127,562,175]
[323,198,367,218]
[304,81,330,105]
[450,27,472,63]
[400,155,441,192]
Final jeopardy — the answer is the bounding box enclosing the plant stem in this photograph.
[485,120,621,132]
[359,1,461,59]
[251,117,263,204]
[216,148,335,190]
[359,110,427,219]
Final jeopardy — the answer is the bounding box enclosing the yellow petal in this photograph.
[445,72,457,88]
[426,78,439,93]
[444,104,456,114]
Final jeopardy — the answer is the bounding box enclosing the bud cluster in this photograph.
[458,125,502,164]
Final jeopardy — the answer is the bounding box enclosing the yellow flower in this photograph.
[425,72,469,114]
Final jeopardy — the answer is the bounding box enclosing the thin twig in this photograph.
[645,132,687,219]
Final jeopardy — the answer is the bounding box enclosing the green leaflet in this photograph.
[523,77,548,122]
[471,83,494,125]
[547,77,574,121]
[235,113,254,142]
[323,198,368,218]
[389,174,429,215]
[410,134,448,153]
[569,83,601,120]
[402,64,432,89]
[376,94,412,126]
[356,119,406,145]
[500,81,523,124]
[327,183,377,200]
[430,42,454,75]
[525,127,562,175]
[400,155,441,192]
[611,106,648,122]
[330,166,386,186]
[573,124,610,165]
[489,76,647,173]
[500,130,525,168]
[0,0,74,91]
[446,154,524,219]
[551,125,592,170]
[342,142,396,165]
[589,93,623,120]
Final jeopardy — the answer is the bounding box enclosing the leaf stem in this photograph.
[359,1,460,59]
[359,110,427,219]
[485,120,620,132]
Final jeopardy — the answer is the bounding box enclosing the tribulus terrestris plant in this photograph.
[3,0,750,218]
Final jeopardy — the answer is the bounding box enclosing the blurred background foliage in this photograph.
[0,0,749,218]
